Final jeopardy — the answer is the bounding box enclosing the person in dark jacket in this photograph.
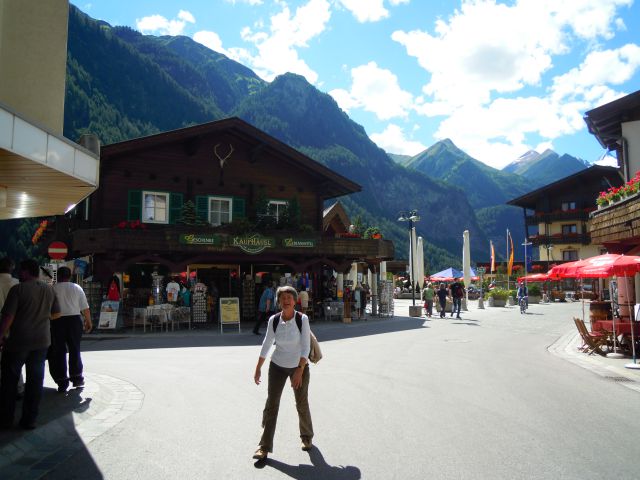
[436,283,448,318]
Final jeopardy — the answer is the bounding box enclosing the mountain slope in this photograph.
[64,6,223,144]
[404,139,531,209]
[502,149,587,185]
[233,73,489,262]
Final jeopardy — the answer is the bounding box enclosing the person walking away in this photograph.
[49,267,93,393]
[253,286,313,460]
[298,286,309,315]
[253,282,275,335]
[436,283,448,318]
[450,280,464,319]
[0,257,24,397]
[422,282,435,317]
[0,259,61,429]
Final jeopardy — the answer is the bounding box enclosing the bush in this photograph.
[528,284,541,296]
[488,288,509,300]
[508,289,517,299]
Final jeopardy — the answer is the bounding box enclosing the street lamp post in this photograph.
[398,210,420,309]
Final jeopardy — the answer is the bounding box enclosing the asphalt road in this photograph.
[41,300,640,480]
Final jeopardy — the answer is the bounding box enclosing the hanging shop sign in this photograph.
[283,238,316,248]
[179,233,221,246]
[231,234,274,254]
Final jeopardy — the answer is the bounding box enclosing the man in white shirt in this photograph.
[50,267,92,393]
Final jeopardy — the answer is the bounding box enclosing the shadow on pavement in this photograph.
[82,316,428,352]
[257,447,361,479]
[0,387,103,479]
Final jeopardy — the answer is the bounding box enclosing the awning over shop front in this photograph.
[0,103,99,219]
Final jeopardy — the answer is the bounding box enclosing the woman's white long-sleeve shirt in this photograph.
[259,312,310,368]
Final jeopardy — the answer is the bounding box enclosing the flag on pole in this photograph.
[490,241,495,273]
[507,231,514,276]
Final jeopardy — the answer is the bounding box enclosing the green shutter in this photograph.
[196,196,209,223]
[128,190,142,221]
[233,197,245,219]
[169,193,183,224]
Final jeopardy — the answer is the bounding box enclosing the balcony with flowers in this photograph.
[591,171,640,247]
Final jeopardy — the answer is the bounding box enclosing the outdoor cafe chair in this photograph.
[574,318,608,356]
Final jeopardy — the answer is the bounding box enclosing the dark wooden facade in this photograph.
[590,195,640,254]
[70,118,394,283]
[507,166,623,248]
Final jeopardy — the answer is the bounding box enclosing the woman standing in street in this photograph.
[253,286,313,460]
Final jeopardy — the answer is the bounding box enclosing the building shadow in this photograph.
[82,316,429,352]
[256,446,361,480]
[0,387,103,479]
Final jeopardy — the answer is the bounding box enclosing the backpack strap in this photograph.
[295,311,302,333]
[272,312,282,333]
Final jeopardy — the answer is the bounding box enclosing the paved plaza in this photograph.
[2,299,640,479]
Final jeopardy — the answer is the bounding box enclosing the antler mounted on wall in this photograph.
[214,143,234,186]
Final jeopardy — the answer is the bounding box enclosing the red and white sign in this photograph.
[48,241,68,260]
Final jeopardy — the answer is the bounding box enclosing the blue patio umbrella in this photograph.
[430,267,477,279]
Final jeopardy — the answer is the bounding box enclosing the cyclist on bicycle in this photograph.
[517,281,528,313]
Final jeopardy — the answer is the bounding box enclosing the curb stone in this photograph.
[548,330,640,394]
[0,373,144,479]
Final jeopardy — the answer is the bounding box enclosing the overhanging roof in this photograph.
[0,103,100,219]
[506,165,622,209]
[101,117,361,200]
[323,201,351,232]
[584,90,640,150]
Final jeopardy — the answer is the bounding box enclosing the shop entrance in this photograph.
[188,264,240,298]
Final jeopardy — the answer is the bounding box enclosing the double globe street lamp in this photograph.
[398,210,420,307]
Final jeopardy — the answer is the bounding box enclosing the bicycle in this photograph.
[519,296,528,314]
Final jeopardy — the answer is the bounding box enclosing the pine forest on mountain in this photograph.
[0,5,591,272]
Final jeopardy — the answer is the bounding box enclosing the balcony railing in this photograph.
[528,233,590,246]
[525,208,594,225]
[71,226,395,259]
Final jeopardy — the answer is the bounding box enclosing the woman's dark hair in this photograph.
[20,259,40,278]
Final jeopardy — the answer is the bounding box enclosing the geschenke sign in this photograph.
[231,234,274,254]
[283,238,316,248]
[179,233,221,246]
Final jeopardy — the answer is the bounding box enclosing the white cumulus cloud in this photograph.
[237,0,331,83]
[338,0,389,22]
[370,124,427,156]
[136,10,196,36]
[329,62,414,120]
[386,0,636,167]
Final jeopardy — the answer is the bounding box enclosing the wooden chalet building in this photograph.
[65,118,393,317]
[507,166,623,264]
[585,90,640,255]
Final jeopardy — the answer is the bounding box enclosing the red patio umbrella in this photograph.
[517,273,549,282]
[575,254,640,278]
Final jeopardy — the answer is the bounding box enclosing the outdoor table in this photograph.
[146,304,175,331]
[593,320,640,336]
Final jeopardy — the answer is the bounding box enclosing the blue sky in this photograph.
[79,0,640,169]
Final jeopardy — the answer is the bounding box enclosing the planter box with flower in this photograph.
[488,288,509,307]
[597,171,640,209]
